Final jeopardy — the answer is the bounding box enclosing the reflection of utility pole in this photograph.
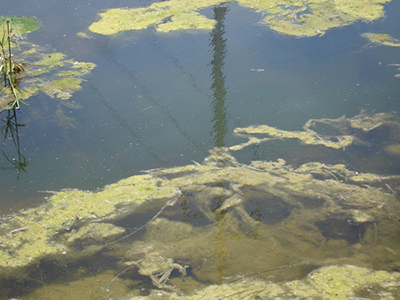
[1,108,28,179]
[209,3,229,284]
[209,4,228,148]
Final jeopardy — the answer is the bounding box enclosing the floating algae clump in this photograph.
[88,0,220,35]
[1,112,400,298]
[0,40,96,111]
[361,32,400,47]
[88,0,391,37]
[230,111,400,151]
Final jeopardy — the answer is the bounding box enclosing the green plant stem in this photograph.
[7,20,13,85]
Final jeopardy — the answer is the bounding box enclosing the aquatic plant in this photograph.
[0,17,42,109]
[0,40,96,112]
[0,17,95,113]
[0,18,24,108]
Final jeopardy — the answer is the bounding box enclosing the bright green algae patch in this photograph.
[0,16,41,37]
[88,0,391,37]
[1,112,400,298]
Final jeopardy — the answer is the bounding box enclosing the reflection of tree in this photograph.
[209,4,229,148]
[1,108,27,178]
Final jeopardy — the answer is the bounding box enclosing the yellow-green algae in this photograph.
[0,40,96,111]
[362,32,400,47]
[0,174,179,277]
[21,265,400,299]
[1,112,400,298]
[88,0,391,37]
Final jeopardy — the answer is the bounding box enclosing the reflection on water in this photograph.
[0,0,400,299]
[210,4,229,148]
[1,109,27,179]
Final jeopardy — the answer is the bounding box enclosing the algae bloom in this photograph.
[1,112,400,299]
[88,0,392,37]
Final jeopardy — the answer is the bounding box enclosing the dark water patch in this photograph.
[242,185,293,225]
[315,217,368,245]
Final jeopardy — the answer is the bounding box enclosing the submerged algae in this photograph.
[1,113,400,298]
[88,0,391,37]
[122,265,400,299]
[0,174,179,277]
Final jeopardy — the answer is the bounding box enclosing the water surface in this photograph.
[0,1,400,298]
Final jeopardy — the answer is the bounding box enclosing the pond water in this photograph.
[1,0,400,299]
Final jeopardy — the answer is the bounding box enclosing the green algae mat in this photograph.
[0,16,95,112]
[1,112,400,299]
[88,0,391,37]
[0,40,96,112]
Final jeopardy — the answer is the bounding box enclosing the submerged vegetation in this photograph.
[1,112,399,299]
[88,0,391,37]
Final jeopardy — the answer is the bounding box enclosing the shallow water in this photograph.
[1,0,400,299]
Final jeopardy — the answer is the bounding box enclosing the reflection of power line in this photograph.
[147,33,211,99]
[109,49,208,155]
[209,4,229,148]
[87,82,164,165]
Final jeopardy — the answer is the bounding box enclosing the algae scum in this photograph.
[1,0,400,299]
[1,112,400,299]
